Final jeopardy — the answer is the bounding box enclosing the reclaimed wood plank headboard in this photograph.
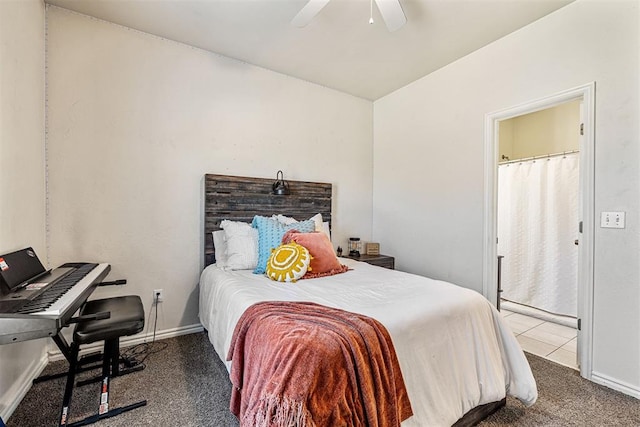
[204,174,332,266]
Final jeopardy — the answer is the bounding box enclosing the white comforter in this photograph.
[199,258,537,427]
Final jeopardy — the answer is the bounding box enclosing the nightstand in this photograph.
[344,254,395,270]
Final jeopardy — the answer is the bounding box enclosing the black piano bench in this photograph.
[59,295,147,427]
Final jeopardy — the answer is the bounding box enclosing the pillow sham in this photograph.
[265,243,311,283]
[220,220,258,270]
[273,213,330,240]
[282,230,348,279]
[212,230,228,268]
[252,216,315,274]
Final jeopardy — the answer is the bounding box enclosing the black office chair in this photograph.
[58,295,147,427]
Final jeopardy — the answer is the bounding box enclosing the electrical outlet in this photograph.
[600,211,625,229]
[153,289,164,303]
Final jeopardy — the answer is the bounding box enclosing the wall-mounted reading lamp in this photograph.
[272,170,290,195]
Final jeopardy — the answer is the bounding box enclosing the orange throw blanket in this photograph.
[227,301,413,427]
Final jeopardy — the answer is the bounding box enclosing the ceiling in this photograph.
[45,0,574,100]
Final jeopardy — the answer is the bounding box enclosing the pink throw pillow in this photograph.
[282,231,349,279]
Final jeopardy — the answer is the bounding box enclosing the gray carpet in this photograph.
[8,332,640,426]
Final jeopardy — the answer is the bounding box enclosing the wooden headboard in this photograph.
[204,174,332,266]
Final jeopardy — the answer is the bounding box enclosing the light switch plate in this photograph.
[600,211,625,229]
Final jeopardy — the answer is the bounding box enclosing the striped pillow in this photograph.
[266,243,311,283]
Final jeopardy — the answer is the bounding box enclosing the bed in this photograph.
[200,173,537,426]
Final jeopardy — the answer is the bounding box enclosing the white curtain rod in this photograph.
[499,149,579,165]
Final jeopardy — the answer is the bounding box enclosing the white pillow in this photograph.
[322,221,331,241]
[309,213,324,233]
[212,230,228,267]
[220,220,258,270]
[272,214,297,225]
[273,213,330,240]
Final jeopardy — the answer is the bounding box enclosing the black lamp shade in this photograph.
[272,170,290,195]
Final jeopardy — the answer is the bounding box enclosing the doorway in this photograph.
[483,83,595,380]
[497,101,580,369]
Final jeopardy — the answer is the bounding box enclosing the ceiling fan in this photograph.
[292,0,407,32]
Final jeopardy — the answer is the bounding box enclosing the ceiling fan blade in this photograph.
[291,0,331,27]
[374,0,406,32]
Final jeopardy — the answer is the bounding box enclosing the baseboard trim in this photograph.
[48,323,205,361]
[591,371,640,399]
[0,351,49,422]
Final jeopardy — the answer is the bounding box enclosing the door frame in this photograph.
[482,82,595,379]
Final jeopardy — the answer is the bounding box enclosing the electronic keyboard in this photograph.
[0,263,110,344]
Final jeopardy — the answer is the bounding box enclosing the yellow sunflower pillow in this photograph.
[266,242,312,283]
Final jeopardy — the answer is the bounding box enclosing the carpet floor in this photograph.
[7,332,640,426]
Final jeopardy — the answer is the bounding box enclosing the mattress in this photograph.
[199,257,537,426]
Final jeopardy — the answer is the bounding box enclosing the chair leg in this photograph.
[100,339,118,377]
[75,339,144,387]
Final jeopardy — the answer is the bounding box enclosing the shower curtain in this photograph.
[497,152,579,317]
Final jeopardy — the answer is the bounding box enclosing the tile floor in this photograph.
[501,308,578,370]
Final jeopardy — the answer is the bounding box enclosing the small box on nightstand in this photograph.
[365,242,380,255]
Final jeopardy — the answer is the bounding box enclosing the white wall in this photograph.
[45,7,373,335]
[0,0,48,419]
[373,0,639,394]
